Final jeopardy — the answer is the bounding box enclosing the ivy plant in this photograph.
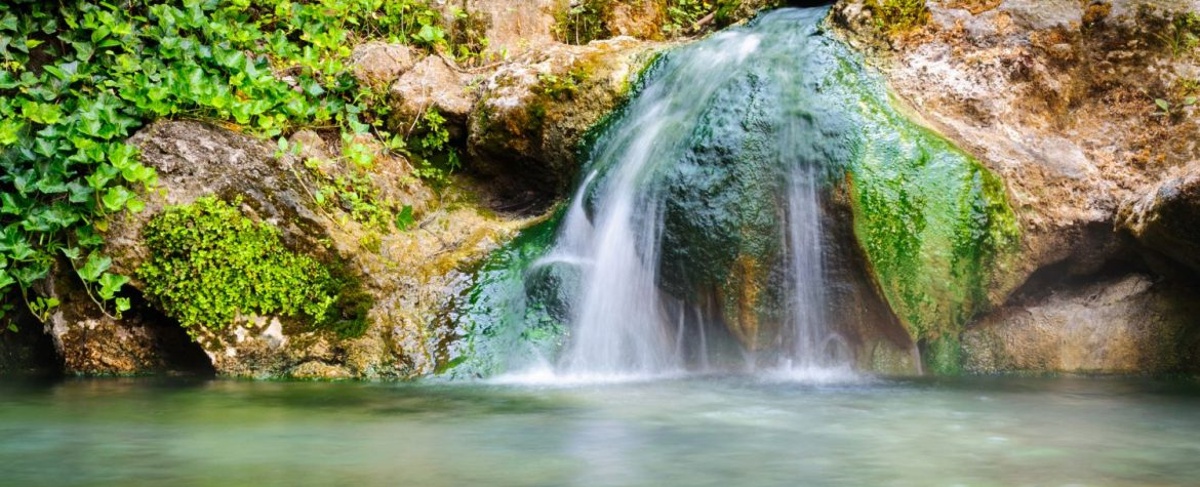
[0,0,472,330]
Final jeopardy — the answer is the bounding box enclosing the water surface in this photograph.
[2,376,1199,486]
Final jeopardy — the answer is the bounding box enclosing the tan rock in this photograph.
[350,42,417,89]
[468,37,665,198]
[963,274,1200,374]
[1118,161,1200,276]
[389,55,477,138]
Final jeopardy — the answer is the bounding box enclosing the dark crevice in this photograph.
[123,289,217,376]
[0,308,62,377]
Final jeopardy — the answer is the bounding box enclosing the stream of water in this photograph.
[3,376,1200,486]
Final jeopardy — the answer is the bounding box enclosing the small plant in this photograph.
[1157,11,1200,58]
[137,196,369,338]
[537,68,589,101]
[1153,96,1197,123]
[406,108,462,186]
[865,0,931,36]
[554,0,609,45]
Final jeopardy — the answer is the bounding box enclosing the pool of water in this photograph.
[2,375,1199,486]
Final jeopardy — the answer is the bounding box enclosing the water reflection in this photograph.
[2,376,1200,486]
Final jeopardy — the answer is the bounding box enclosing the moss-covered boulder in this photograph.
[55,120,532,378]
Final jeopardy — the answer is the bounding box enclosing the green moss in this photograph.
[836,56,1021,349]
[440,210,566,378]
[923,335,964,375]
[137,196,370,338]
[865,0,930,35]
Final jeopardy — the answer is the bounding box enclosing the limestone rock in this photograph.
[962,274,1200,374]
[41,264,211,375]
[389,55,477,140]
[468,37,663,200]
[80,120,528,378]
[1118,161,1200,276]
[350,42,416,89]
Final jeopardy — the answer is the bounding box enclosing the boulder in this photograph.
[350,42,417,90]
[833,0,1200,373]
[963,274,1200,374]
[389,55,477,141]
[468,37,663,201]
[50,120,531,378]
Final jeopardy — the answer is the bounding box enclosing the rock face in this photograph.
[834,0,1200,373]
[963,274,1200,374]
[468,37,664,202]
[1118,162,1200,276]
[43,120,528,378]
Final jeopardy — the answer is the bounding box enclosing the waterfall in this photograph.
[519,7,851,379]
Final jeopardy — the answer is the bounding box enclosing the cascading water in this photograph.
[522,7,850,379]
[448,6,1018,381]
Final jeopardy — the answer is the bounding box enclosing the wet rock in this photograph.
[834,1,1200,373]
[41,265,211,375]
[653,71,786,350]
[963,274,1200,374]
[1118,162,1200,277]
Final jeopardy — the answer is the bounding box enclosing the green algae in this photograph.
[440,211,565,378]
[827,52,1021,366]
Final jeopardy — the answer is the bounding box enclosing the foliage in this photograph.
[407,107,461,186]
[554,0,611,45]
[864,0,930,35]
[137,196,369,338]
[537,68,589,101]
[663,0,742,36]
[0,0,456,328]
[1156,11,1200,59]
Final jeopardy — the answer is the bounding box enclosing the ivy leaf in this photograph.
[20,100,62,125]
[395,205,414,231]
[101,186,133,212]
[78,253,112,282]
[97,272,129,300]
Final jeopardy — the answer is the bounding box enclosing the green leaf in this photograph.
[101,186,133,212]
[395,205,415,231]
[1155,98,1171,111]
[78,253,112,281]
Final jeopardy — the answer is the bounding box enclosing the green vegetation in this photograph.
[553,0,755,44]
[537,68,589,101]
[1157,11,1200,59]
[663,0,745,36]
[0,0,470,329]
[554,0,611,45]
[865,0,930,35]
[137,196,369,338]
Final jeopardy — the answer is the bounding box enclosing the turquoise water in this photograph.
[2,376,1199,486]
